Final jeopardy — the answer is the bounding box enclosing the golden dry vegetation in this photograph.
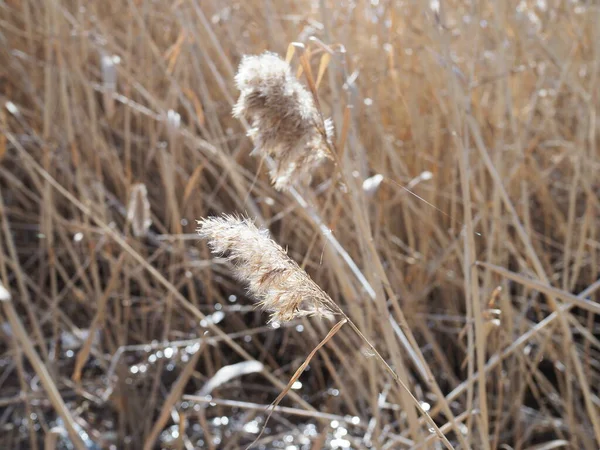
[0,1,599,449]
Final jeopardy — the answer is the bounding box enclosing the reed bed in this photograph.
[0,1,599,449]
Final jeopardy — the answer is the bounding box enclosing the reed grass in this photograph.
[0,1,599,449]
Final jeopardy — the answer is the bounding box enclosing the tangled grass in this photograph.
[0,1,599,449]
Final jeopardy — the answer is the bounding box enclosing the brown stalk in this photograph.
[5,130,317,414]
[72,253,126,382]
[246,318,347,450]
[199,214,454,448]
[143,343,204,450]
[2,3,599,448]
[0,282,87,450]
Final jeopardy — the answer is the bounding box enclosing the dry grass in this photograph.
[0,1,599,449]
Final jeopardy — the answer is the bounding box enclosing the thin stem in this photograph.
[246,318,348,450]
[0,282,87,450]
[335,307,454,449]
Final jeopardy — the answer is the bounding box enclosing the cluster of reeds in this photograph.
[1,1,599,449]
[198,52,454,449]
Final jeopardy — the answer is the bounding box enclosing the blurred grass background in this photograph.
[0,0,599,449]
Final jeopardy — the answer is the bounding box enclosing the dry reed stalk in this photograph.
[246,318,347,450]
[143,343,203,450]
[100,52,118,119]
[198,214,454,449]
[233,52,333,190]
[44,428,68,450]
[3,1,599,448]
[181,396,369,426]
[0,282,87,450]
[72,253,126,383]
[7,130,316,414]
[231,47,463,445]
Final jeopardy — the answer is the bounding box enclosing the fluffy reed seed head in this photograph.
[197,215,335,322]
[126,183,152,237]
[233,52,333,191]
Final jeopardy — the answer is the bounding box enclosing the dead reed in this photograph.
[197,214,335,322]
[233,52,333,190]
[126,183,152,237]
[0,1,599,449]
[198,213,454,448]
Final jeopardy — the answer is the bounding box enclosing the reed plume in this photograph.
[233,52,333,191]
[197,215,452,448]
[197,215,335,322]
[126,183,152,237]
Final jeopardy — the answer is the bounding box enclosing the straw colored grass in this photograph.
[0,1,599,449]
